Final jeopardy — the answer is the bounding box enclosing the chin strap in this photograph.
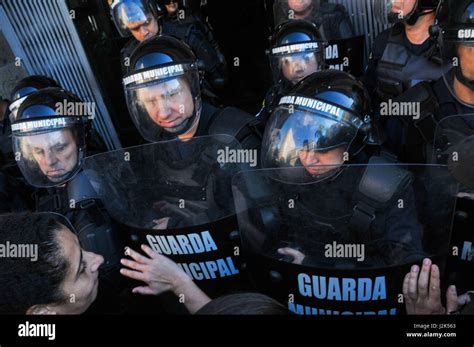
[405,8,435,26]
[455,65,474,92]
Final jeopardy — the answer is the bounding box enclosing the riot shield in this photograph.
[232,162,457,315]
[433,114,474,294]
[83,134,254,298]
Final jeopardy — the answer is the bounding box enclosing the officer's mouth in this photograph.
[391,5,402,13]
[305,166,330,176]
[161,119,181,127]
[292,75,306,83]
[47,169,66,177]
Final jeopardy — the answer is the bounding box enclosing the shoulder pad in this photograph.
[393,81,435,103]
[67,171,100,207]
[358,156,412,204]
[208,107,255,138]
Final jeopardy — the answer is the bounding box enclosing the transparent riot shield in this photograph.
[232,162,457,315]
[83,134,255,298]
[433,114,474,294]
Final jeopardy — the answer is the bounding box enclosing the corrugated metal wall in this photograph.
[0,0,121,150]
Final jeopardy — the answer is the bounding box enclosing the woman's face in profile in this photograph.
[34,226,104,315]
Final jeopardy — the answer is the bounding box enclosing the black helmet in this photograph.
[110,0,163,38]
[9,75,61,122]
[375,0,440,25]
[268,20,326,85]
[123,35,202,141]
[262,70,372,182]
[11,88,91,188]
[438,0,474,44]
[438,0,474,90]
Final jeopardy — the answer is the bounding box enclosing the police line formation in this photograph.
[0,0,474,316]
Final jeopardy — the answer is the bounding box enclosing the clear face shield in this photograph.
[262,99,364,184]
[123,62,202,141]
[111,0,159,39]
[11,117,87,188]
[374,0,419,25]
[269,41,325,84]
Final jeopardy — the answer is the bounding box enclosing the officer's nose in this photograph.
[306,152,320,165]
[44,150,59,168]
[139,26,150,39]
[154,102,173,121]
[292,60,306,74]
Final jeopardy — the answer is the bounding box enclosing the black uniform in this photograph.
[386,69,474,163]
[364,24,451,109]
[385,68,474,293]
[120,39,141,75]
[262,152,423,266]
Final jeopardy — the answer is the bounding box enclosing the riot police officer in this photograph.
[124,35,260,150]
[11,88,122,288]
[385,0,474,297]
[364,0,451,109]
[385,0,474,163]
[112,0,227,93]
[259,70,423,265]
[270,0,355,40]
[230,71,457,315]
[257,20,327,127]
[110,0,163,74]
[0,76,62,214]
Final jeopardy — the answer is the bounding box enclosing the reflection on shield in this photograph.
[232,163,457,315]
[433,114,474,294]
[83,134,251,297]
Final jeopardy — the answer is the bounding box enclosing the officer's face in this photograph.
[287,0,312,14]
[280,53,318,84]
[458,44,474,80]
[25,129,78,183]
[165,1,179,15]
[298,146,345,175]
[390,0,416,17]
[53,226,103,314]
[127,13,159,42]
[138,78,195,132]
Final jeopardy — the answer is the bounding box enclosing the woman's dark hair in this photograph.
[0,212,70,314]
[195,293,291,315]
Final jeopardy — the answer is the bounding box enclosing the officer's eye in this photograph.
[54,144,67,153]
[163,88,181,99]
[144,98,158,106]
[33,149,44,156]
